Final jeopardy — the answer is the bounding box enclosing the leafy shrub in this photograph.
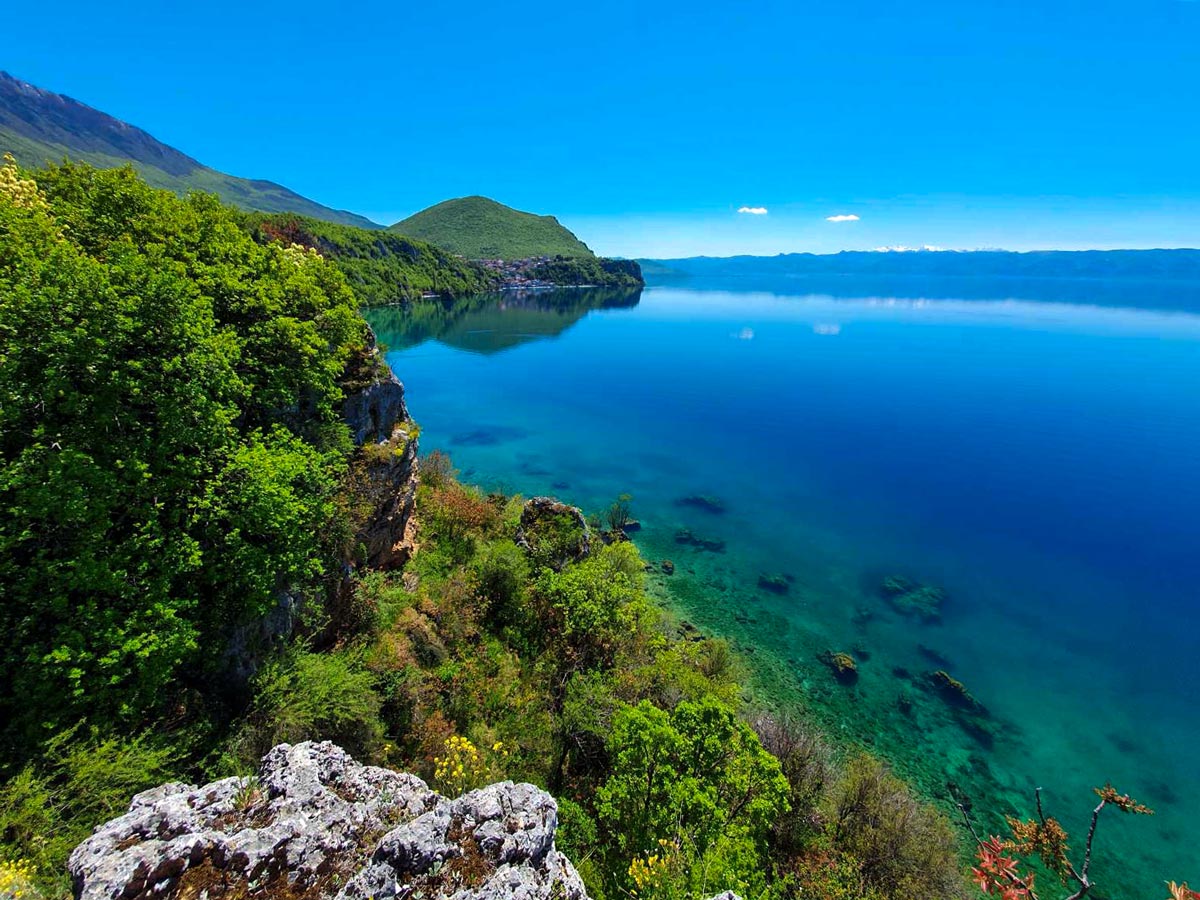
[234,649,382,761]
[596,697,789,897]
[534,542,646,666]
[0,729,175,898]
[828,755,965,900]
[0,160,364,755]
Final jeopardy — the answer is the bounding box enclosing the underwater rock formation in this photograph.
[880,575,946,622]
[757,573,791,595]
[820,650,860,684]
[676,494,727,514]
[674,528,726,552]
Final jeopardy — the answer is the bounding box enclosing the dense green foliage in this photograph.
[259,462,966,900]
[0,158,366,758]
[241,213,498,305]
[0,161,969,900]
[390,195,595,259]
[527,255,644,287]
[0,71,377,228]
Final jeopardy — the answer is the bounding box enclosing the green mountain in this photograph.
[241,213,497,305]
[390,195,594,259]
[0,71,378,228]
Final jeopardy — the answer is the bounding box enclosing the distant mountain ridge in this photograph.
[391,196,594,259]
[642,248,1200,281]
[0,71,378,228]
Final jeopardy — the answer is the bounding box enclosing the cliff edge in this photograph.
[68,741,588,900]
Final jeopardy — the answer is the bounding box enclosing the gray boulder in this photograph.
[69,742,587,900]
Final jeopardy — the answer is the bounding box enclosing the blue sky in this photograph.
[4,0,1198,256]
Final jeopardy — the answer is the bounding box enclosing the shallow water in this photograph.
[367,279,1200,896]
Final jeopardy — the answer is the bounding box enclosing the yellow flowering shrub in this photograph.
[433,735,486,797]
[431,735,510,797]
[0,155,48,212]
[280,242,322,267]
[627,840,678,898]
[0,859,41,900]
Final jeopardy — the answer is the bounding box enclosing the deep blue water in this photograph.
[367,279,1200,895]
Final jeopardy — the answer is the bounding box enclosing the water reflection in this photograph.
[645,272,1200,313]
[367,286,643,355]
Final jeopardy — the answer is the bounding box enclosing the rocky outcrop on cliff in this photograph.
[515,497,591,571]
[343,363,410,448]
[69,742,588,900]
[343,342,420,571]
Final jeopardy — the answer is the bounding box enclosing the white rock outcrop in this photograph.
[69,741,587,900]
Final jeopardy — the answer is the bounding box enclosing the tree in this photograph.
[958,783,1158,900]
[0,159,366,754]
[595,697,789,897]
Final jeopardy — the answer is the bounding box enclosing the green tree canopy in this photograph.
[0,160,366,756]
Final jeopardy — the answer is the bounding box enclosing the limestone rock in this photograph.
[515,497,590,571]
[340,781,587,900]
[342,350,420,570]
[69,742,588,900]
[342,335,410,448]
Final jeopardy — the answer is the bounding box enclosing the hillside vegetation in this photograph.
[242,213,497,304]
[0,159,969,900]
[0,160,1165,900]
[526,255,643,287]
[391,195,594,259]
[0,71,377,228]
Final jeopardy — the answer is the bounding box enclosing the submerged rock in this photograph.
[880,575,946,622]
[674,528,726,552]
[69,741,587,900]
[661,559,675,575]
[516,497,591,571]
[757,573,790,595]
[676,494,727,514]
[924,670,996,747]
[819,650,859,684]
[926,670,984,712]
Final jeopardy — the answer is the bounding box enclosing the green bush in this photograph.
[828,755,966,900]
[234,649,383,761]
[0,728,176,898]
[596,697,789,897]
[534,542,646,665]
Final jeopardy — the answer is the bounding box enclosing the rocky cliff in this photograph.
[69,742,588,900]
[343,340,420,571]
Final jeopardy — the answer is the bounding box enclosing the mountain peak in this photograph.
[390,195,593,259]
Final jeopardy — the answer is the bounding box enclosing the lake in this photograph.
[366,277,1200,897]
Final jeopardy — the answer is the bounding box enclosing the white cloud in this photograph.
[738,206,769,215]
[871,245,946,253]
[825,214,860,222]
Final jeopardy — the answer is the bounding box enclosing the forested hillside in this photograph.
[392,196,594,259]
[242,213,497,304]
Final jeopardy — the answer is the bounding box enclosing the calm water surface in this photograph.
[367,280,1200,896]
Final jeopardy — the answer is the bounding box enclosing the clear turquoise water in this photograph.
[367,280,1200,896]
